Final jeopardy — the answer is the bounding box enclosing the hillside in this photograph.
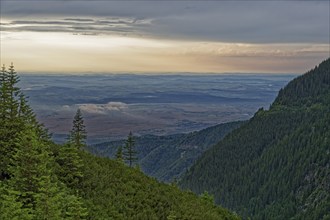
[78,151,240,219]
[180,58,330,219]
[0,64,239,219]
[89,121,243,182]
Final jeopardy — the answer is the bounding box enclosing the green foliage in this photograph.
[200,191,215,205]
[0,63,239,219]
[79,151,239,220]
[0,64,87,219]
[115,146,124,163]
[180,58,330,219]
[62,194,88,220]
[89,121,243,182]
[0,64,48,180]
[0,182,34,220]
[274,58,330,107]
[123,131,138,167]
[69,109,87,149]
[55,143,84,189]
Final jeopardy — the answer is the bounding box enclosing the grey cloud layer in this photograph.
[1,17,149,36]
[1,1,329,43]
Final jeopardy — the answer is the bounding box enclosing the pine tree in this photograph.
[61,109,86,189]
[56,143,84,189]
[8,130,59,210]
[69,109,87,149]
[123,132,138,167]
[0,64,87,219]
[0,64,27,180]
[0,64,47,180]
[62,194,88,219]
[0,181,34,220]
[115,146,124,163]
[0,64,20,179]
[8,129,88,219]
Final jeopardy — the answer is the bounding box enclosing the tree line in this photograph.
[0,64,239,219]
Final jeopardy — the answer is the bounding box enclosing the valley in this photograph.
[18,73,296,143]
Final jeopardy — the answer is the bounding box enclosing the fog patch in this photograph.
[78,102,128,114]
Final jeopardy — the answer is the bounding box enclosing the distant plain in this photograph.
[19,73,297,143]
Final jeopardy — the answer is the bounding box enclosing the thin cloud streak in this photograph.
[0,1,329,73]
[1,1,328,43]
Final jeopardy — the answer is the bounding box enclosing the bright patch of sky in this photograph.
[1,1,329,73]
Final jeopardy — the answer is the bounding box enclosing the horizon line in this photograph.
[17,71,300,76]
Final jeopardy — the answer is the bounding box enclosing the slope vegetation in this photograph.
[0,64,239,220]
[89,121,243,182]
[180,58,330,219]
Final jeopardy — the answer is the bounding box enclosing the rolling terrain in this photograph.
[18,74,295,142]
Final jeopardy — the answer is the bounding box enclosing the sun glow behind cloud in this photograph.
[1,30,328,73]
[1,1,329,73]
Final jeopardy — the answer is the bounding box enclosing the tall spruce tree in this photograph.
[0,64,47,180]
[123,131,138,167]
[115,146,124,163]
[69,109,87,149]
[56,143,84,189]
[0,64,20,179]
[8,129,63,218]
[0,64,87,219]
[0,181,33,220]
[58,109,86,189]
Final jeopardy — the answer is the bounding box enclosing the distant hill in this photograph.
[180,58,330,219]
[88,121,243,182]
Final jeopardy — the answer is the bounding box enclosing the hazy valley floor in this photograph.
[19,73,296,143]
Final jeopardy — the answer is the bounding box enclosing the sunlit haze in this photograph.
[1,1,329,73]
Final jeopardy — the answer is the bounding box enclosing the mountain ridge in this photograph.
[88,121,244,182]
[180,58,330,219]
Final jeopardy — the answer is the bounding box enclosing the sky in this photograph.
[0,1,329,74]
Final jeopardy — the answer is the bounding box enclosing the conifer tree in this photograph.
[56,143,84,189]
[8,130,60,210]
[0,182,33,220]
[0,64,47,180]
[115,146,124,163]
[0,64,87,219]
[0,64,20,179]
[0,64,27,179]
[69,109,87,149]
[8,129,88,219]
[62,194,88,219]
[123,132,138,167]
[61,109,86,189]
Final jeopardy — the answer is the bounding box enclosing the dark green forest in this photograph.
[180,58,330,219]
[89,121,243,182]
[0,64,239,219]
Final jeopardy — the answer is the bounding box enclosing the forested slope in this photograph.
[89,121,243,182]
[180,58,330,219]
[0,64,239,219]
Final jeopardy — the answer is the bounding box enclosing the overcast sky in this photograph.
[1,1,329,73]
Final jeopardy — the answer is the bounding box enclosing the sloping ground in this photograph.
[79,151,240,220]
[180,58,330,219]
[89,121,243,182]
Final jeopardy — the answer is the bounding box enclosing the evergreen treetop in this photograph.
[69,109,87,149]
[123,131,138,167]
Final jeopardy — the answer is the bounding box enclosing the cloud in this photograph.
[1,1,328,73]
[0,17,150,36]
[78,102,128,114]
[1,1,328,43]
